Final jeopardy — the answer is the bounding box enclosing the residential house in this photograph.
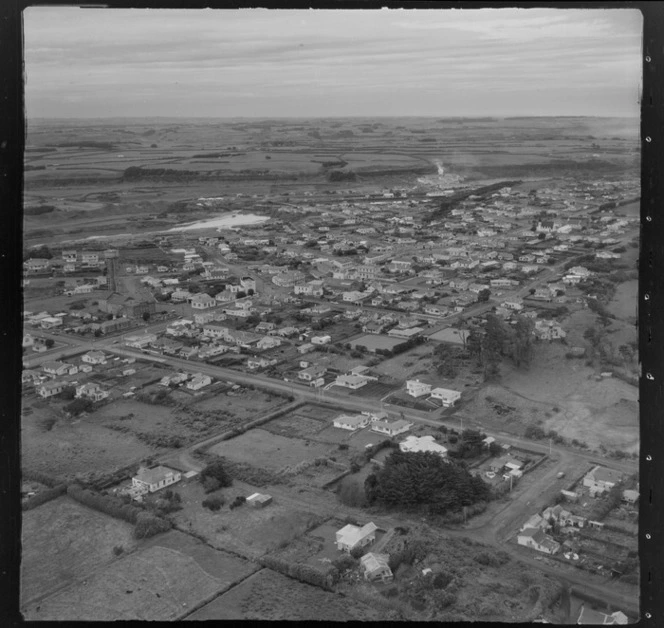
[62,250,78,263]
[406,379,432,398]
[583,466,623,496]
[333,414,370,431]
[40,316,64,330]
[198,344,229,360]
[371,419,412,437]
[534,320,567,341]
[400,435,448,458]
[186,374,212,391]
[336,522,378,552]
[256,335,282,351]
[42,361,70,377]
[82,350,107,365]
[191,293,217,310]
[81,252,100,266]
[516,528,560,555]
[37,381,66,398]
[75,382,109,402]
[311,335,331,345]
[622,489,639,505]
[429,387,461,407]
[24,258,50,272]
[298,365,326,382]
[334,374,369,390]
[131,466,181,496]
[360,553,393,582]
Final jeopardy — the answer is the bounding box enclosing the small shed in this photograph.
[247,492,273,508]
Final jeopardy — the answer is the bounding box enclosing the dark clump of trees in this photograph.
[467,314,535,380]
[364,450,491,515]
[327,169,357,182]
[24,205,56,216]
[134,511,172,539]
[199,458,233,493]
[64,398,94,416]
[202,495,225,511]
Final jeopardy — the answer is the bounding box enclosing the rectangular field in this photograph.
[208,429,332,471]
[170,480,322,558]
[186,568,383,621]
[21,496,139,606]
[22,529,256,621]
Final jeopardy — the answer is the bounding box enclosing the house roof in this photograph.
[337,522,378,546]
[134,466,179,486]
[334,414,367,427]
[360,552,391,574]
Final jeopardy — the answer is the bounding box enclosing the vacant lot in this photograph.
[497,343,638,453]
[371,343,437,382]
[192,388,288,421]
[22,530,255,621]
[208,429,332,472]
[261,404,336,439]
[22,400,153,480]
[171,479,322,558]
[21,496,138,607]
[186,568,383,621]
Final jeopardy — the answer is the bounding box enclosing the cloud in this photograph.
[23,7,642,118]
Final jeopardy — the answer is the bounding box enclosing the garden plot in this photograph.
[186,568,383,621]
[208,429,332,472]
[261,406,335,439]
[21,496,138,607]
[22,530,255,621]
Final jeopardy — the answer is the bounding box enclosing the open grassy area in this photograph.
[186,568,384,621]
[170,479,322,558]
[191,388,288,420]
[22,529,255,621]
[497,343,638,453]
[21,399,153,480]
[21,496,139,607]
[208,429,332,472]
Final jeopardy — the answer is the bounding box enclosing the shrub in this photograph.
[134,512,171,539]
[229,495,246,510]
[350,545,367,560]
[200,459,233,488]
[338,443,349,451]
[202,495,225,511]
[112,545,124,556]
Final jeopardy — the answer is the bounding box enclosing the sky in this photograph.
[23,7,643,119]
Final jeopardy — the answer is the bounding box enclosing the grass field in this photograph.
[186,568,384,621]
[482,342,639,453]
[21,400,153,480]
[191,388,288,420]
[208,429,332,471]
[171,479,321,558]
[21,496,138,607]
[22,529,256,621]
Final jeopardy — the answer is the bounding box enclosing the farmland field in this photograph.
[22,529,256,621]
[208,429,332,471]
[186,568,384,621]
[21,496,139,607]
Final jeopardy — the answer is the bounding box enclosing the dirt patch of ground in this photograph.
[22,529,254,621]
[21,496,138,607]
[22,400,153,480]
[186,567,384,621]
[171,479,322,559]
[208,429,333,472]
